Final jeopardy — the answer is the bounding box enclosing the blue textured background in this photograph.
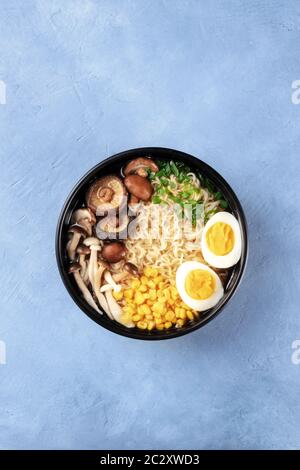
[1,0,300,450]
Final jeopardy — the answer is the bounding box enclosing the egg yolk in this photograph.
[185,269,216,300]
[206,222,234,255]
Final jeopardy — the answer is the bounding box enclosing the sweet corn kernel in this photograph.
[124,289,133,299]
[121,313,131,323]
[132,314,141,322]
[138,284,148,292]
[186,311,194,320]
[176,319,185,327]
[113,290,123,301]
[164,321,172,329]
[149,289,157,300]
[143,266,152,277]
[147,280,156,289]
[182,303,190,310]
[153,302,164,314]
[156,323,164,330]
[123,305,135,316]
[139,304,151,316]
[137,321,147,329]
[165,311,175,322]
[131,279,140,289]
[134,292,145,305]
[145,314,154,321]
[137,306,145,317]
[144,266,157,277]
[147,321,155,330]
[141,276,148,285]
[164,289,171,300]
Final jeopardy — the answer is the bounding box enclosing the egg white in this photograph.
[176,261,224,311]
[201,212,242,268]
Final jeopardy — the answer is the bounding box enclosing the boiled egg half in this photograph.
[201,212,241,268]
[176,261,224,311]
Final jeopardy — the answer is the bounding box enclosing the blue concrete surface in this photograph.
[0,0,300,450]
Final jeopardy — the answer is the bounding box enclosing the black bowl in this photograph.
[56,147,248,340]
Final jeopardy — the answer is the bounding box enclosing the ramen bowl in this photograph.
[56,147,248,340]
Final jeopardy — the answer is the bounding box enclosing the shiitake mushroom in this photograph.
[123,157,159,176]
[124,174,153,201]
[101,242,126,263]
[86,175,126,214]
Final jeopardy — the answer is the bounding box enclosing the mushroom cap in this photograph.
[124,174,153,201]
[72,207,96,225]
[76,244,91,255]
[68,262,81,273]
[83,237,101,247]
[68,224,87,236]
[124,262,139,276]
[90,244,102,251]
[101,241,127,263]
[123,157,159,176]
[86,175,126,214]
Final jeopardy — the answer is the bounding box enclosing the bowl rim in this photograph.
[55,147,248,340]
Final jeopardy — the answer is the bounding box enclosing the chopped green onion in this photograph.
[156,187,166,195]
[160,176,169,186]
[205,179,215,193]
[177,172,185,183]
[148,171,156,181]
[157,169,165,178]
[179,191,192,199]
[164,162,171,176]
[168,194,183,205]
[219,199,228,209]
[152,195,161,204]
[170,161,179,177]
[198,173,215,194]
[214,191,222,200]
